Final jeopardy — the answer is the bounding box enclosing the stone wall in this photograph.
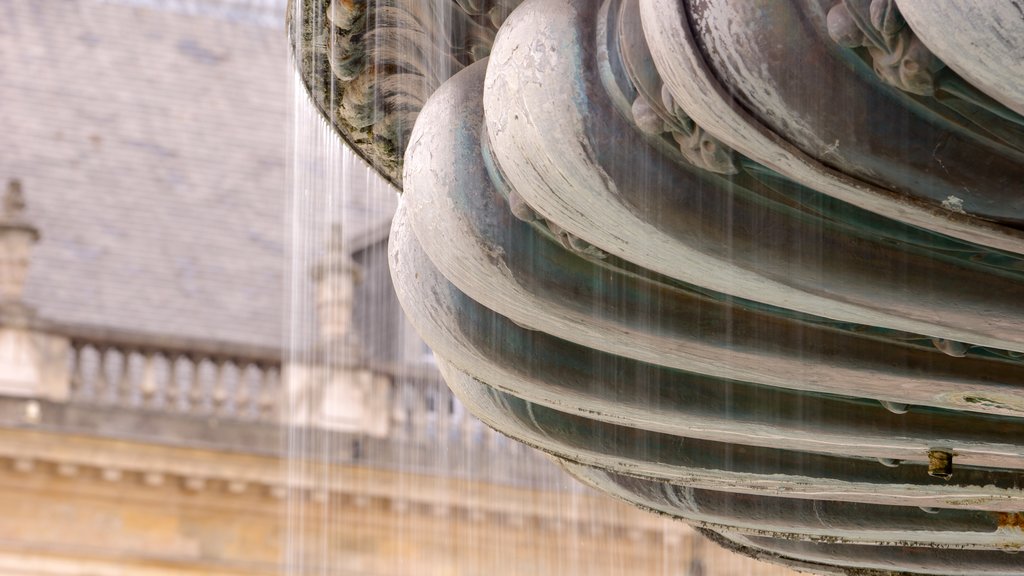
[0,426,801,576]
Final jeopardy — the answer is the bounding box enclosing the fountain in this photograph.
[289,0,1024,573]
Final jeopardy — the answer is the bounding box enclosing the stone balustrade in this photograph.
[387,364,519,453]
[8,322,526,465]
[64,327,281,420]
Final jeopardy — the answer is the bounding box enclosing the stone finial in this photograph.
[4,180,26,218]
[0,179,40,307]
[312,223,363,355]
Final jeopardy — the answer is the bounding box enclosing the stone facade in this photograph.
[0,421,799,576]
[0,259,797,575]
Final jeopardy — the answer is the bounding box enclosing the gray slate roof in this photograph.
[1,0,395,349]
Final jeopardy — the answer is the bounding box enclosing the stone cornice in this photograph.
[51,322,281,364]
[0,426,681,540]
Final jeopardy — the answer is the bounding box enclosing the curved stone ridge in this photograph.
[293,0,1024,573]
[895,0,1024,119]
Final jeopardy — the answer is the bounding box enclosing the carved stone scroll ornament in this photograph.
[631,86,737,175]
[826,0,943,96]
[826,0,1024,148]
[612,0,737,177]
[895,0,1024,119]
[289,0,521,185]
[507,188,606,259]
[641,0,1024,255]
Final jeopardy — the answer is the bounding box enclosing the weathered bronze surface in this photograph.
[292,0,1024,573]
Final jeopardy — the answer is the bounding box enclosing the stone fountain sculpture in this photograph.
[291,0,1024,573]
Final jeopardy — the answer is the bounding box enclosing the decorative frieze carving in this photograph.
[0,448,666,541]
[11,458,33,473]
[55,463,79,478]
[226,480,248,494]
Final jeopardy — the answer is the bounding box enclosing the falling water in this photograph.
[283,1,805,575]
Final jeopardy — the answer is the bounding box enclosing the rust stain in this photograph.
[927,450,953,480]
[996,512,1024,530]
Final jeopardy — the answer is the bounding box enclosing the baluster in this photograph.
[93,345,111,402]
[390,379,407,437]
[436,389,452,441]
[412,387,429,442]
[256,365,276,421]
[139,351,159,408]
[247,363,264,420]
[403,381,416,440]
[211,358,228,416]
[165,353,182,410]
[186,355,205,412]
[235,362,253,418]
[389,380,406,440]
[68,342,86,399]
[229,362,242,417]
[117,349,135,406]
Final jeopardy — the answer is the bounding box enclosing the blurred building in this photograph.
[0,0,798,574]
